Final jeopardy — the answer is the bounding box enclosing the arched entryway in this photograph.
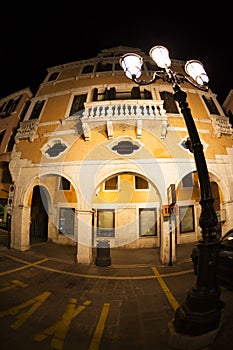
[30,185,48,243]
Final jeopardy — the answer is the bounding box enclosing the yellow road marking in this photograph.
[0,279,28,292]
[88,303,110,350]
[0,291,51,329]
[33,299,91,350]
[151,266,180,311]
[0,258,48,276]
[0,252,193,280]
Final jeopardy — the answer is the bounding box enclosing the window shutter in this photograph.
[160,91,179,113]
[109,87,116,100]
[92,88,98,101]
[131,87,141,99]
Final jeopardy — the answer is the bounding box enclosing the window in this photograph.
[1,163,12,183]
[96,62,112,72]
[160,91,179,114]
[104,176,118,191]
[19,100,31,121]
[59,208,75,235]
[179,205,194,233]
[59,177,71,190]
[139,208,157,236]
[97,209,115,237]
[202,96,219,115]
[0,96,21,117]
[29,100,45,120]
[0,130,6,144]
[69,94,87,116]
[6,133,15,152]
[92,87,152,101]
[135,176,149,189]
[182,173,194,188]
[81,65,94,74]
[48,72,59,81]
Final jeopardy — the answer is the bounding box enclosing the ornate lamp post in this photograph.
[120,46,224,345]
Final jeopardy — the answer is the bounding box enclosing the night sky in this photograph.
[1,5,231,105]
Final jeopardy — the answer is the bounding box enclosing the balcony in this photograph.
[15,119,39,142]
[210,115,233,138]
[79,100,168,140]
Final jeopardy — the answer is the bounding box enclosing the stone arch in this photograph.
[92,170,162,248]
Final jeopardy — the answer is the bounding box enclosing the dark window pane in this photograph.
[182,173,194,188]
[131,87,141,99]
[82,65,94,74]
[59,176,70,190]
[135,176,148,189]
[70,94,87,116]
[96,62,112,72]
[29,100,45,120]
[105,176,118,190]
[202,95,219,115]
[0,130,6,144]
[48,72,59,81]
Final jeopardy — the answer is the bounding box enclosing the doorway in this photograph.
[30,185,48,243]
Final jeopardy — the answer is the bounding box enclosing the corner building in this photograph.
[9,46,233,264]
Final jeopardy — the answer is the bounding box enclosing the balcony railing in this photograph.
[210,115,233,138]
[82,99,167,120]
[15,119,39,142]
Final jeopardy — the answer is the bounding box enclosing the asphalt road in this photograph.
[0,246,233,350]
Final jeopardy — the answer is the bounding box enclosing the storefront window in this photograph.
[179,205,194,233]
[97,209,115,237]
[139,208,157,236]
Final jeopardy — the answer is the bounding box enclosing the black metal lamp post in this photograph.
[119,46,224,342]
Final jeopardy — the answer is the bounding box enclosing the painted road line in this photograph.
[0,291,51,329]
[0,279,28,292]
[33,299,91,350]
[0,252,193,281]
[88,303,110,350]
[151,266,180,311]
[0,258,48,276]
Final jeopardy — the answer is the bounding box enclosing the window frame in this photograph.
[179,205,195,233]
[97,209,115,237]
[103,176,119,191]
[139,208,157,237]
[134,176,149,190]
[59,207,75,236]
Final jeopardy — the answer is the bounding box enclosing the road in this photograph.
[0,247,233,350]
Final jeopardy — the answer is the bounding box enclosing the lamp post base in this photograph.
[168,313,223,350]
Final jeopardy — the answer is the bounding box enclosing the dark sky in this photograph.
[1,6,232,105]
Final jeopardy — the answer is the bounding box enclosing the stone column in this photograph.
[160,215,176,264]
[11,205,31,251]
[76,209,93,264]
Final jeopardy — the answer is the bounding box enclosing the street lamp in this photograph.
[120,46,224,345]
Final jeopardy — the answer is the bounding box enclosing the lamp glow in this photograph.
[185,60,209,86]
[119,53,143,79]
[149,45,171,68]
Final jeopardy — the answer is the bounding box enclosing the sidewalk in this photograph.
[0,229,193,271]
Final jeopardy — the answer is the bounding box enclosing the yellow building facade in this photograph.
[8,46,233,263]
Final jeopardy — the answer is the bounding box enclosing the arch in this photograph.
[92,170,162,248]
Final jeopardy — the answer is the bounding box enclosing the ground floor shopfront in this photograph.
[8,155,233,265]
